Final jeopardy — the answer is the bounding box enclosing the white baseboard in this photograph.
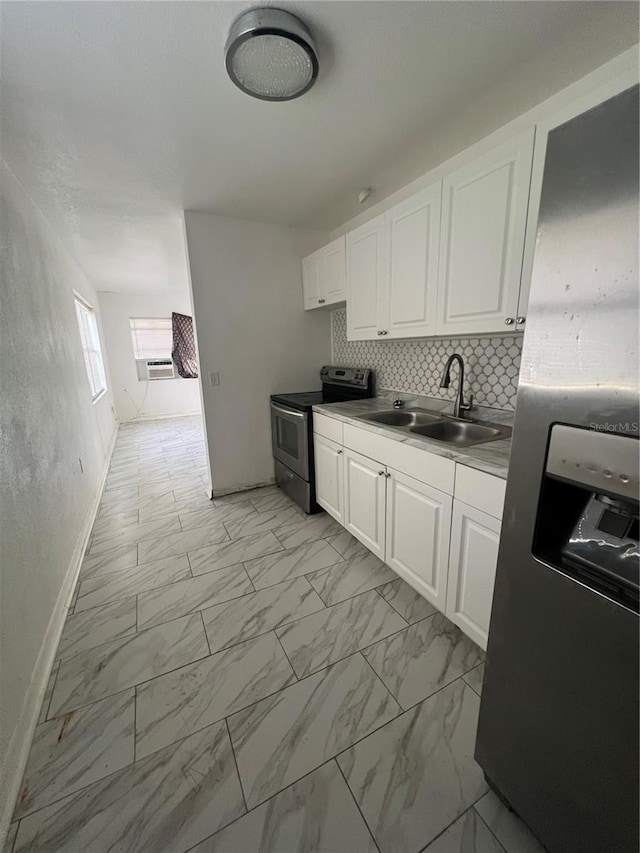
[122,410,202,424]
[0,426,117,846]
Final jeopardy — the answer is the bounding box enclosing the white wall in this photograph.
[183,213,331,495]
[0,161,117,839]
[99,291,201,422]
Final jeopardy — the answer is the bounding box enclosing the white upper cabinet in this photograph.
[302,236,346,310]
[384,184,442,339]
[302,252,322,310]
[323,237,346,304]
[343,133,535,341]
[345,216,385,340]
[345,186,441,341]
[436,130,535,336]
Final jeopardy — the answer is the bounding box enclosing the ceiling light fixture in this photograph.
[225,8,318,102]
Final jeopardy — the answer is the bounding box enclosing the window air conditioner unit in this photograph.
[146,359,175,380]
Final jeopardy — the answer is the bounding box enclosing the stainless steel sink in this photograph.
[410,419,511,447]
[358,408,512,447]
[363,409,444,428]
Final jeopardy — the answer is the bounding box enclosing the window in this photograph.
[129,317,172,360]
[74,294,107,401]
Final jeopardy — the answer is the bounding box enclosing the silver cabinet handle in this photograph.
[337,449,342,455]
[504,317,514,325]
[385,472,391,479]
[516,316,526,324]
[318,298,326,304]
[376,330,382,336]
[378,470,385,476]
[378,330,388,335]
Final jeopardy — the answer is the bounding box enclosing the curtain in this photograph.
[171,312,199,379]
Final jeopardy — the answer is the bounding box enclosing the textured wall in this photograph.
[0,162,117,837]
[184,212,331,494]
[332,309,522,409]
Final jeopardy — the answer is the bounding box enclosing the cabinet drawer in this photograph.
[454,465,506,519]
[313,413,343,444]
[343,423,455,494]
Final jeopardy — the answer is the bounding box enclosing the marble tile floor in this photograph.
[6,415,545,853]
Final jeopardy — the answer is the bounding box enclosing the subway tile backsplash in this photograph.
[331,309,522,410]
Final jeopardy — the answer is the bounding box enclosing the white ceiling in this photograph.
[1,1,637,295]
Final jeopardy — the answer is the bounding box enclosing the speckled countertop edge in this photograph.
[312,396,512,480]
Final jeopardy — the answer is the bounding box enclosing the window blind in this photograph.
[129,317,172,360]
[74,295,107,400]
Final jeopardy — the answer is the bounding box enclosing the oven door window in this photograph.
[277,417,300,460]
[271,404,309,480]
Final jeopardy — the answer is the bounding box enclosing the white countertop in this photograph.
[312,397,512,480]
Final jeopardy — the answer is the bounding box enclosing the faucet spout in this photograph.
[440,353,473,418]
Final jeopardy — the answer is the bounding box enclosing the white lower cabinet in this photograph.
[314,420,505,649]
[314,434,345,523]
[385,469,452,612]
[446,500,501,650]
[343,447,387,560]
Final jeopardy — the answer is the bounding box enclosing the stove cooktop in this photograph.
[270,390,331,412]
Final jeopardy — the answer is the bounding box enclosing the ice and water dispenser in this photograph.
[533,425,639,612]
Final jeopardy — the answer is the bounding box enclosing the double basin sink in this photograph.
[358,407,512,448]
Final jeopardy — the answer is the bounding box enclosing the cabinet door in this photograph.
[385,468,452,612]
[323,236,346,305]
[436,130,535,336]
[345,215,386,340]
[302,252,322,310]
[446,500,501,650]
[384,183,442,338]
[343,447,386,559]
[314,434,344,523]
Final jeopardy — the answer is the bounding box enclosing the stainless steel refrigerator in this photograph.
[476,86,639,853]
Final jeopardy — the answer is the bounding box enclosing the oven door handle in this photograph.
[271,403,307,419]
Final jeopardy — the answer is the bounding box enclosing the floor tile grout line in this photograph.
[6,819,19,853]
[134,638,299,763]
[415,790,498,853]
[133,685,139,763]
[17,687,139,823]
[274,632,300,682]
[50,644,212,722]
[41,661,61,725]
[357,610,441,660]
[334,757,382,853]
[230,655,412,816]
[181,755,344,852]
[270,590,413,681]
[472,803,510,853]
[359,648,405,716]
[200,611,212,657]
[74,572,192,617]
[400,672,481,718]
[224,717,249,815]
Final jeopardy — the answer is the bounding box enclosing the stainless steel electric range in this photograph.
[270,365,373,513]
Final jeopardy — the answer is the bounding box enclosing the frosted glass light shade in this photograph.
[225,8,318,101]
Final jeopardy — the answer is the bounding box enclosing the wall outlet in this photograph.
[209,371,220,387]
